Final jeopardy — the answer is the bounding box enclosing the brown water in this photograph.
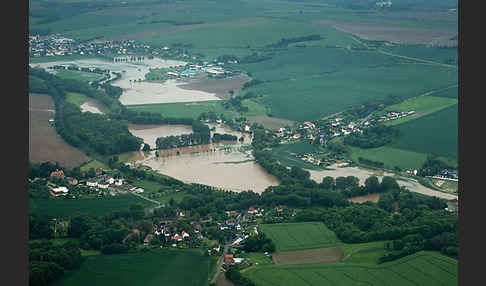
[308,163,458,200]
[128,123,277,193]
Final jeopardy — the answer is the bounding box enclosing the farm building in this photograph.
[50,186,69,197]
[50,169,65,178]
[224,254,235,264]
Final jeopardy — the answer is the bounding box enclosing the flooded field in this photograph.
[31,57,222,104]
[29,93,91,168]
[80,100,105,114]
[178,74,251,99]
[128,124,194,147]
[308,163,457,200]
[128,123,276,193]
[140,148,279,193]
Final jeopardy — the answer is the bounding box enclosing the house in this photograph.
[50,169,65,178]
[106,177,115,185]
[232,237,244,246]
[293,133,301,139]
[50,186,69,197]
[276,205,286,212]
[244,125,251,132]
[248,207,258,214]
[224,254,235,264]
[303,121,315,129]
[115,178,123,186]
[98,182,109,189]
[144,234,154,245]
[236,224,242,231]
[233,258,245,264]
[226,210,238,217]
[226,218,236,226]
[182,231,190,238]
[172,234,183,242]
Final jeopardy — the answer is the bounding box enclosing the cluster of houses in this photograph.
[29,34,151,58]
[377,111,416,123]
[426,169,459,182]
[326,117,365,137]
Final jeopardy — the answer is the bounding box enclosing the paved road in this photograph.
[210,244,230,284]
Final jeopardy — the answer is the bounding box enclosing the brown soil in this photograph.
[247,115,294,130]
[314,20,457,46]
[29,93,91,168]
[272,247,344,265]
[348,193,381,203]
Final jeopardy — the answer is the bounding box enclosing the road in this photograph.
[210,244,230,284]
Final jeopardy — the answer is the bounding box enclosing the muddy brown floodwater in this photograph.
[308,163,458,200]
[127,123,278,193]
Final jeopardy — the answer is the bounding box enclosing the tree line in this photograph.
[156,120,211,149]
[344,125,400,148]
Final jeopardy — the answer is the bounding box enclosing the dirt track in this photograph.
[272,247,344,265]
[29,93,91,168]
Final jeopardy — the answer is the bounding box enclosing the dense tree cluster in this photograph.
[243,233,276,253]
[267,34,322,48]
[344,125,399,148]
[418,155,454,176]
[29,240,83,286]
[156,121,210,149]
[225,265,256,286]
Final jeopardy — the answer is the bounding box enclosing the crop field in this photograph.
[126,101,235,120]
[259,222,341,252]
[432,86,459,98]
[29,194,156,218]
[245,251,458,286]
[29,93,91,168]
[52,249,217,286]
[240,47,457,121]
[383,95,457,126]
[270,142,324,170]
[391,104,458,160]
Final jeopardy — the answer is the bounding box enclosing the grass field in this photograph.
[432,86,458,98]
[347,145,456,170]
[52,249,217,286]
[245,251,458,286]
[29,194,156,218]
[391,104,458,159]
[383,95,457,126]
[270,142,324,170]
[79,159,109,172]
[54,69,105,83]
[66,92,90,107]
[126,101,236,120]
[260,222,341,252]
[340,241,390,265]
[131,179,188,204]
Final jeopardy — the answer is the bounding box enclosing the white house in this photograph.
[98,182,109,189]
[50,187,69,197]
[86,180,98,187]
[182,231,190,238]
[106,177,115,185]
[115,179,123,186]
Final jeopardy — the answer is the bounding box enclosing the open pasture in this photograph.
[260,222,341,252]
[29,194,156,218]
[29,93,91,168]
[383,95,457,126]
[52,249,217,286]
[245,251,458,286]
[391,104,458,159]
[273,247,344,265]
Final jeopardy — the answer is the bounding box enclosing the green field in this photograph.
[131,179,188,204]
[54,69,105,83]
[340,241,390,265]
[270,141,324,170]
[52,249,217,286]
[66,92,90,106]
[245,251,458,286]
[381,45,458,65]
[29,195,156,218]
[383,95,457,126]
[79,159,109,172]
[260,222,341,252]
[127,101,236,120]
[391,104,458,159]
[240,48,457,121]
[432,86,458,98]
